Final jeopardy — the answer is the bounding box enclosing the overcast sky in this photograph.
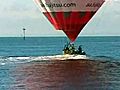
[0,0,120,37]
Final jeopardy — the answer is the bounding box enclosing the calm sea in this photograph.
[0,36,120,90]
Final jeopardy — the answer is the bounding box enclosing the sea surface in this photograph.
[0,36,120,90]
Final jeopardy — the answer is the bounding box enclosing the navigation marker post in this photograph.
[23,28,26,40]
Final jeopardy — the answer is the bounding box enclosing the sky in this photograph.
[0,0,120,37]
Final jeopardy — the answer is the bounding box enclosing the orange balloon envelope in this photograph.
[34,0,105,42]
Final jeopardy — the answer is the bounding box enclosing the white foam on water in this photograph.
[0,55,89,65]
[32,55,89,61]
[16,57,31,60]
[0,63,5,65]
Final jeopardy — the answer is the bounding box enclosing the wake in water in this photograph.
[0,54,119,66]
[0,55,87,65]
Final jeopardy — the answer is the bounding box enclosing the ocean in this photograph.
[0,36,120,90]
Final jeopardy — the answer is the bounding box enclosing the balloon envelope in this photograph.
[34,0,105,42]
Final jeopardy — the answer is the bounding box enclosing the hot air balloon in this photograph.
[34,0,105,42]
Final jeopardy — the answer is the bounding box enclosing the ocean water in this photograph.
[0,36,120,90]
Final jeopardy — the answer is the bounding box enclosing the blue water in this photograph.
[0,36,120,90]
[0,36,120,59]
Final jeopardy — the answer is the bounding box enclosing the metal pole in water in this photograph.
[23,28,26,40]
